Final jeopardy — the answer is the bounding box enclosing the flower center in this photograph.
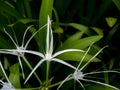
[1,82,15,90]
[45,52,52,61]
[16,46,25,56]
[73,71,84,80]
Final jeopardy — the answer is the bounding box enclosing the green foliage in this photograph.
[105,17,117,27]
[0,0,120,89]
[9,63,21,88]
[112,0,120,11]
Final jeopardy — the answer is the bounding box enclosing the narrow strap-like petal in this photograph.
[52,58,77,70]
[76,43,93,71]
[83,70,120,76]
[46,16,51,53]
[0,49,18,55]
[80,45,108,71]
[76,79,85,90]
[0,80,5,85]
[22,25,33,48]
[0,61,10,83]
[18,56,25,79]
[24,59,45,84]
[81,78,119,90]
[53,49,85,58]
[57,74,72,90]
[4,28,18,48]
[18,50,44,58]
[50,26,53,54]
[25,24,47,49]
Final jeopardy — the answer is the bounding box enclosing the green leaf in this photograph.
[105,17,117,27]
[24,0,32,18]
[86,0,96,20]
[93,0,112,24]
[8,19,37,27]
[86,84,117,90]
[0,35,12,48]
[9,63,21,88]
[91,27,104,36]
[69,23,91,35]
[54,27,64,34]
[61,32,84,47]
[53,8,59,23]
[38,0,54,52]
[58,35,102,50]
[112,0,120,11]
[103,24,119,44]
[0,1,22,19]
[39,0,54,27]
[57,52,100,62]
[54,0,71,18]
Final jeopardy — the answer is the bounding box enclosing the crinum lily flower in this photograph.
[57,44,120,90]
[0,61,15,90]
[0,24,46,79]
[24,16,85,84]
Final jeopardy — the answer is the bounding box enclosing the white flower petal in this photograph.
[81,78,119,90]
[0,61,10,83]
[76,79,85,90]
[76,43,93,71]
[80,45,108,71]
[22,25,34,48]
[46,16,51,53]
[24,59,45,84]
[18,56,25,79]
[83,70,120,76]
[52,58,76,70]
[18,50,44,58]
[57,74,72,90]
[53,49,85,58]
[4,28,18,48]
[25,24,47,49]
[0,49,17,55]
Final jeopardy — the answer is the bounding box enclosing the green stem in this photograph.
[48,77,72,88]
[46,61,50,87]
[102,62,109,83]
[16,87,40,90]
[22,56,42,85]
[74,81,76,90]
[48,81,62,88]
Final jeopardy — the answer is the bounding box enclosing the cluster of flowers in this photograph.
[0,16,119,90]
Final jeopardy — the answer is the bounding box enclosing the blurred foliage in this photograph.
[0,0,120,89]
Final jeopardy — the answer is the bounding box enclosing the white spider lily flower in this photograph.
[24,16,85,84]
[0,81,15,90]
[0,24,46,79]
[57,45,120,90]
[0,62,15,90]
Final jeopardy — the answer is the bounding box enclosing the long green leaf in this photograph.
[57,52,100,62]
[61,32,84,47]
[92,0,112,24]
[57,35,102,50]
[54,0,71,19]
[24,0,32,18]
[86,84,116,90]
[37,0,54,52]
[0,1,23,19]
[39,0,54,27]
[69,23,91,35]
[86,0,96,20]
